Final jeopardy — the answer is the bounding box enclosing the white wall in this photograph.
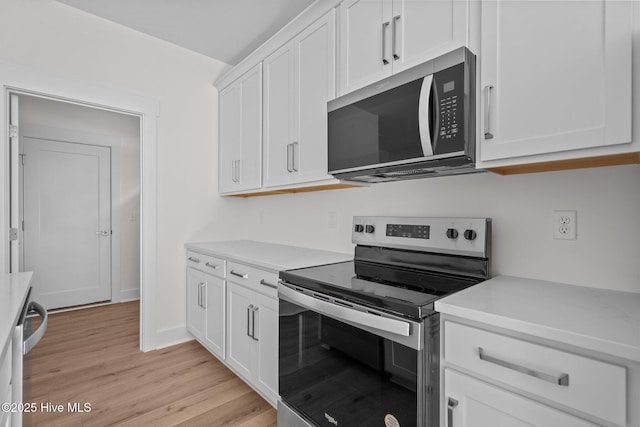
[0,0,234,343]
[18,95,141,301]
[230,164,640,293]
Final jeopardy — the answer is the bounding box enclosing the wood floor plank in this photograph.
[29,301,277,426]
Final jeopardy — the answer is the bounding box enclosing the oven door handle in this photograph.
[279,283,411,337]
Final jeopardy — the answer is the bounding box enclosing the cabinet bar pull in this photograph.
[478,347,569,386]
[292,142,299,172]
[251,306,259,341]
[236,160,241,182]
[230,270,248,279]
[259,279,278,289]
[286,143,293,172]
[200,283,206,309]
[382,22,390,65]
[484,85,494,140]
[447,398,458,427]
[231,160,237,182]
[247,304,254,338]
[205,262,220,270]
[392,15,400,60]
[188,256,200,263]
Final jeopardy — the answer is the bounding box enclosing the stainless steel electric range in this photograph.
[277,216,491,427]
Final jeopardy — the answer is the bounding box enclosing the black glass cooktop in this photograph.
[279,260,479,319]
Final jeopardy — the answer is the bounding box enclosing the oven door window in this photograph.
[279,300,418,427]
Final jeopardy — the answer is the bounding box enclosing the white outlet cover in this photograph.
[553,210,577,240]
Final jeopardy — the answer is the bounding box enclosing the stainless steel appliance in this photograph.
[328,48,478,183]
[13,290,48,427]
[277,216,491,427]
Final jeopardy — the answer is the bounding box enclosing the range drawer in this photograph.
[443,320,626,426]
[227,261,279,299]
[187,250,225,277]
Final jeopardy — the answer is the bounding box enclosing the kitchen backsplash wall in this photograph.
[228,165,640,293]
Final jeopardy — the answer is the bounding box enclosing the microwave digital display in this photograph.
[443,81,455,93]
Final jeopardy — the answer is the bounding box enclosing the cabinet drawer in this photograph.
[227,261,279,299]
[444,321,626,426]
[187,251,225,277]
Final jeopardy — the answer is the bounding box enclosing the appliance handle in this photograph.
[23,301,48,355]
[418,74,435,157]
[478,347,569,386]
[279,283,410,337]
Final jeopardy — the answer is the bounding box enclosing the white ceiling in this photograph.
[55,0,316,65]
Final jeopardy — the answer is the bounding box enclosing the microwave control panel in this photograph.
[433,63,466,154]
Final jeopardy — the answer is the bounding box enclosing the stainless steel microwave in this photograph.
[328,47,479,183]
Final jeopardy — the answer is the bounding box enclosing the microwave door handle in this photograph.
[418,74,434,157]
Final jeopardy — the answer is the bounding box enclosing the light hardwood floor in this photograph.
[29,301,277,426]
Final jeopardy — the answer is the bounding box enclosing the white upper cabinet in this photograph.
[479,0,634,164]
[218,64,262,194]
[263,10,337,188]
[338,0,469,95]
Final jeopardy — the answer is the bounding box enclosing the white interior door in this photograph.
[23,138,111,309]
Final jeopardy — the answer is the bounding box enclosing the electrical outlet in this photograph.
[553,210,577,240]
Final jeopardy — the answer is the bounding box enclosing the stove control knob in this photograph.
[365,225,375,234]
[464,229,477,241]
[354,224,364,233]
[446,228,459,239]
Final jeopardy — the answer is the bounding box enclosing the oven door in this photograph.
[278,282,429,427]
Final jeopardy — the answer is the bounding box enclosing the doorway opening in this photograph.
[11,94,141,310]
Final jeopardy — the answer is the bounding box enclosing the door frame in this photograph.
[0,59,159,351]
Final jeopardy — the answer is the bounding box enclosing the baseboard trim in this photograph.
[154,325,193,350]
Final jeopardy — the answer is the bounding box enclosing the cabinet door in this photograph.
[480,0,633,162]
[204,276,226,359]
[445,369,598,427]
[237,64,262,191]
[218,83,239,194]
[390,0,468,73]
[226,281,254,380]
[218,64,262,194]
[251,292,279,405]
[263,42,296,188]
[294,9,337,185]
[186,267,206,340]
[339,0,392,95]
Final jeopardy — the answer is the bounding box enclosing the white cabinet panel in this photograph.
[445,369,598,427]
[339,0,469,95]
[186,267,206,340]
[479,0,633,163]
[204,275,225,359]
[226,281,253,380]
[218,64,262,193]
[263,10,337,188]
[444,321,626,425]
[252,292,279,402]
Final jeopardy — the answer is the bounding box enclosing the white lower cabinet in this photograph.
[226,278,278,405]
[444,369,597,427]
[186,266,225,359]
[441,318,630,427]
[186,250,279,407]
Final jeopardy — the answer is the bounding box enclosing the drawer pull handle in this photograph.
[188,256,200,263]
[205,262,220,270]
[230,270,248,279]
[259,279,278,289]
[447,398,458,427]
[478,347,569,386]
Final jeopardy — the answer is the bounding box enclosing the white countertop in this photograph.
[435,275,640,362]
[185,240,352,273]
[1,272,33,361]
